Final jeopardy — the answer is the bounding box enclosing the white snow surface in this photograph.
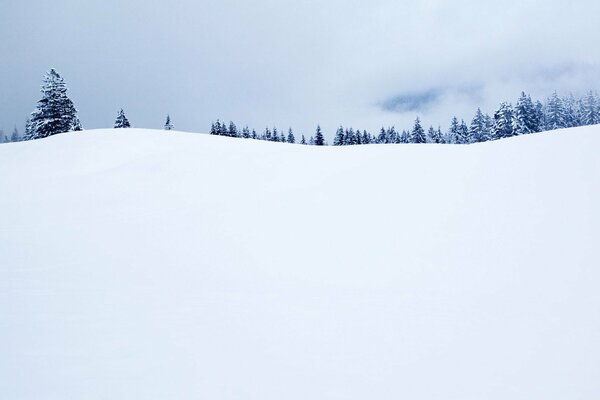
[1,127,599,399]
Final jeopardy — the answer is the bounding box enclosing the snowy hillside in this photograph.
[1,127,599,399]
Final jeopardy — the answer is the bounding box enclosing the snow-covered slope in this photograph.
[1,127,599,399]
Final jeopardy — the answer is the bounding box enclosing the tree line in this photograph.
[3,69,599,144]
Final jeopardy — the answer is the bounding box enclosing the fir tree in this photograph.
[228,121,238,137]
[493,102,515,139]
[333,126,345,146]
[28,69,79,139]
[545,92,566,130]
[470,108,490,142]
[314,125,325,146]
[251,129,258,139]
[164,115,173,130]
[114,109,131,128]
[300,134,306,145]
[400,130,411,143]
[427,126,443,143]
[513,92,537,135]
[11,126,20,142]
[411,117,426,143]
[446,117,460,144]
[287,128,296,144]
[242,126,250,138]
[362,130,370,144]
[583,91,599,125]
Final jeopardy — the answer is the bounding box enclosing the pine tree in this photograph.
[300,134,306,145]
[314,125,325,146]
[534,101,545,132]
[10,126,20,142]
[242,126,250,138]
[309,136,315,145]
[469,108,490,142]
[492,102,515,139]
[513,92,537,135]
[411,117,426,143]
[362,130,370,145]
[545,92,566,130]
[251,129,258,140]
[455,119,470,144]
[427,126,442,143]
[272,127,280,142]
[446,117,460,144]
[583,91,599,125]
[400,130,411,143]
[114,109,131,128]
[287,128,295,144]
[228,121,238,137]
[164,115,173,130]
[333,126,345,146]
[562,94,579,128]
[28,69,79,140]
[72,117,82,131]
[23,119,34,141]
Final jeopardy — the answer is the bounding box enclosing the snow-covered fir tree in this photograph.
[27,69,79,140]
[411,117,426,143]
[300,134,306,145]
[399,130,411,143]
[493,102,515,139]
[114,109,131,128]
[446,117,460,144]
[164,115,173,130]
[545,92,566,130]
[469,108,490,142]
[314,126,325,146]
[583,91,599,125]
[242,126,250,138]
[10,127,20,142]
[455,119,470,144]
[427,126,443,143]
[513,92,537,135]
[286,128,295,143]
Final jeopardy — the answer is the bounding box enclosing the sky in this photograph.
[1,0,600,139]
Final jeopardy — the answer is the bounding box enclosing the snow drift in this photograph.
[1,127,599,399]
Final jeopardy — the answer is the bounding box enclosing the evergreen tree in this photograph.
[534,101,545,132]
[345,128,358,145]
[583,91,599,125]
[427,126,443,143]
[228,121,238,137]
[446,117,460,144]
[242,126,251,138]
[362,130,370,144]
[545,92,566,130]
[411,117,426,143]
[309,136,315,145]
[513,92,537,135]
[251,129,258,139]
[264,127,272,141]
[399,130,411,143]
[300,134,306,145]
[562,94,579,128]
[272,127,280,142]
[493,102,515,139]
[10,126,20,142]
[287,128,295,144]
[114,109,131,128]
[333,126,345,146]
[469,108,490,142]
[456,119,470,144]
[377,127,387,144]
[23,119,34,141]
[164,115,173,130]
[72,116,82,131]
[28,69,79,139]
[314,125,325,146]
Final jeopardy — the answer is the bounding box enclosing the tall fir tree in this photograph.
[10,126,20,142]
[545,92,566,130]
[583,91,599,125]
[28,69,79,140]
[164,115,173,130]
[493,102,515,139]
[455,119,470,144]
[314,125,325,146]
[513,92,537,135]
[411,117,426,143]
[469,108,490,142]
[114,109,131,128]
[333,126,345,146]
[287,128,295,143]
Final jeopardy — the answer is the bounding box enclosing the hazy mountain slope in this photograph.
[1,127,599,399]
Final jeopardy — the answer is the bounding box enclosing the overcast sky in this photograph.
[1,0,600,138]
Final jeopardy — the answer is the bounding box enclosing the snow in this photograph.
[1,127,599,399]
